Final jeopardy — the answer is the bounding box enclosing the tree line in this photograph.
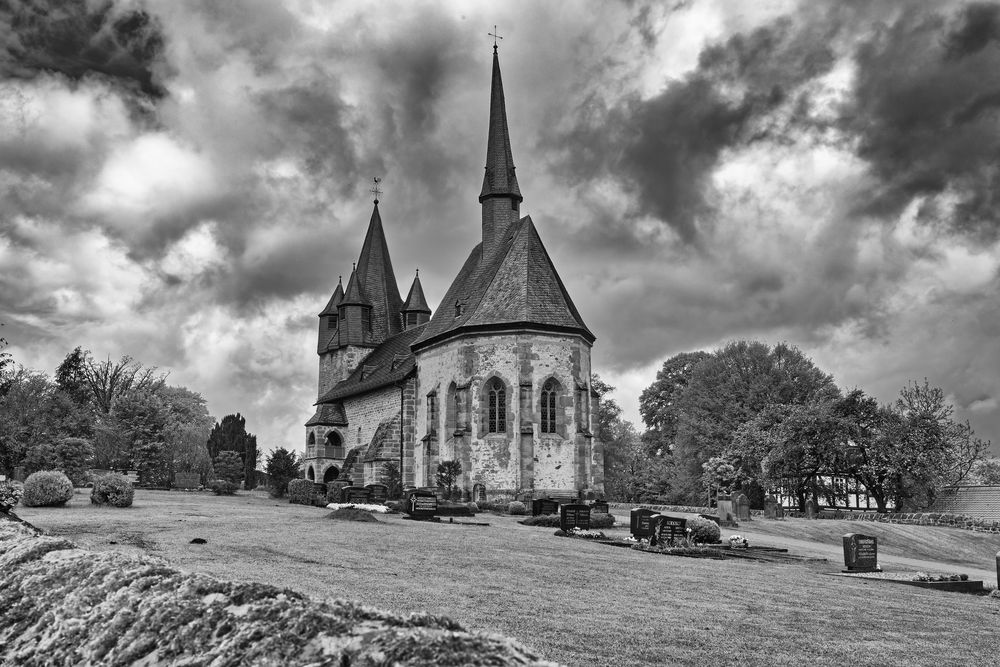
[597,340,993,512]
[0,342,296,491]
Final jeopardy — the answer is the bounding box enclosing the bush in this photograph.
[520,512,616,528]
[21,471,74,507]
[687,516,721,544]
[507,501,527,515]
[466,502,479,512]
[210,480,238,496]
[288,479,315,505]
[90,473,134,507]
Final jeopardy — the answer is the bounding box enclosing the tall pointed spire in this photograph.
[353,201,405,341]
[479,45,522,204]
[480,42,523,258]
[402,269,432,329]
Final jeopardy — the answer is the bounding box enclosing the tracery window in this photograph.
[541,380,558,434]
[487,379,506,433]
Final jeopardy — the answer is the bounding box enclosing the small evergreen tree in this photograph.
[213,450,244,485]
[266,447,300,498]
[207,414,259,489]
[381,461,402,499]
[436,459,462,499]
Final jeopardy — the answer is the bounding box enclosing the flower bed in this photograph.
[324,502,391,514]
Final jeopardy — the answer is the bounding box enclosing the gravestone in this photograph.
[13,467,25,482]
[842,533,878,572]
[717,495,737,527]
[340,486,372,504]
[173,473,201,490]
[365,484,388,504]
[733,493,751,522]
[763,495,778,519]
[805,498,818,519]
[559,503,591,531]
[653,515,687,546]
[405,489,438,520]
[125,470,139,484]
[591,500,609,514]
[630,508,661,540]
[532,498,559,516]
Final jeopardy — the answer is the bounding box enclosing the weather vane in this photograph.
[489,25,502,51]
[370,176,382,204]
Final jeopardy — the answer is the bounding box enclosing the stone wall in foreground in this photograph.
[0,519,555,666]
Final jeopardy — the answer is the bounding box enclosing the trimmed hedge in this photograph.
[210,480,238,496]
[21,471,74,508]
[90,473,135,507]
[288,479,315,505]
[0,522,548,665]
[507,501,527,515]
[521,512,616,529]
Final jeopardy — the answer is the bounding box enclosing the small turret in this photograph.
[401,269,432,329]
[317,276,344,353]
[338,264,374,346]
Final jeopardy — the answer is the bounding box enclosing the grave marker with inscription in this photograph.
[560,504,591,531]
[630,508,660,540]
[365,484,388,504]
[591,500,609,514]
[733,493,751,522]
[532,498,560,516]
[341,486,372,504]
[653,515,688,546]
[405,490,439,520]
[842,533,878,572]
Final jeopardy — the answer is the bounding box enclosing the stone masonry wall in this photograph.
[414,332,601,496]
[344,386,401,457]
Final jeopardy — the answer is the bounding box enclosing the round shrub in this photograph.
[210,480,238,496]
[466,502,479,513]
[21,471,74,507]
[288,479,315,506]
[90,473,135,508]
[507,501,527,515]
[687,516,721,544]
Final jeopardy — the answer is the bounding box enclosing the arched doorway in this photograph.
[325,430,344,458]
[306,466,315,481]
[323,466,340,483]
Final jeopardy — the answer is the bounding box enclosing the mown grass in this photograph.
[17,490,1000,666]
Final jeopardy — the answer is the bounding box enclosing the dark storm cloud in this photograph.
[847,2,1000,240]
[552,12,838,244]
[0,0,166,97]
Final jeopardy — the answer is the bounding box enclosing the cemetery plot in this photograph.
[405,490,439,521]
[559,504,591,531]
[842,533,878,572]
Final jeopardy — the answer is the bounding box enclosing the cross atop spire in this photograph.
[489,25,502,52]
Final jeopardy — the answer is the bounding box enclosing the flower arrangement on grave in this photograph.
[912,572,968,582]
[728,534,749,549]
[0,482,23,512]
[324,502,390,514]
[554,527,607,539]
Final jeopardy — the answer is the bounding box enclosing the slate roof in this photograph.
[931,486,1000,521]
[316,324,426,403]
[354,203,405,340]
[319,277,343,316]
[305,403,348,427]
[402,271,431,314]
[411,215,594,351]
[480,46,522,204]
[362,417,398,462]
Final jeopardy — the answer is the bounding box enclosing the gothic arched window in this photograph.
[487,378,506,433]
[541,379,558,434]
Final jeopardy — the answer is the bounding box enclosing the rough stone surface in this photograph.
[0,521,554,666]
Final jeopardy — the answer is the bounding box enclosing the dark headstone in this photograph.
[560,504,591,531]
[630,508,660,540]
[591,500,609,514]
[532,498,560,516]
[654,515,687,546]
[842,533,878,572]
[733,493,751,522]
[405,490,438,519]
[365,484,388,504]
[340,486,372,504]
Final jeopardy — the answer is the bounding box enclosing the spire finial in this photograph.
[352,262,356,272]
[415,267,419,276]
[370,176,382,204]
[489,25,502,52]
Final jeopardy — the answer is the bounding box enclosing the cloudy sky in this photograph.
[3,0,1000,455]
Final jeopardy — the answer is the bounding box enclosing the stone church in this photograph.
[303,45,604,500]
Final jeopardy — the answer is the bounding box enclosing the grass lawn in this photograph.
[17,490,1000,666]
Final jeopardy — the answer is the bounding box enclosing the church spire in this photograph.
[353,200,405,341]
[480,40,522,258]
[402,269,432,329]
